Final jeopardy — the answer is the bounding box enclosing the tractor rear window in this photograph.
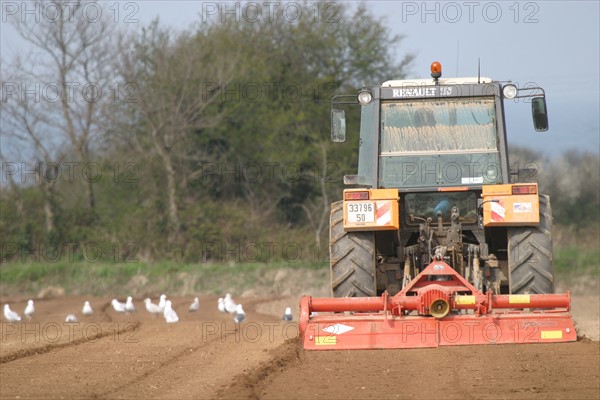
[404,191,478,225]
[381,97,497,153]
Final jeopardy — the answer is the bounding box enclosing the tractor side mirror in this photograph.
[331,109,346,142]
[531,97,549,132]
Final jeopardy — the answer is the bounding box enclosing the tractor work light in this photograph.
[431,61,442,79]
[503,84,518,99]
[357,89,372,105]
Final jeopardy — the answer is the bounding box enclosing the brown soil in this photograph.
[1,293,598,400]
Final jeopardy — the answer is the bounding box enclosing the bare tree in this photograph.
[301,143,332,250]
[1,67,69,234]
[6,0,116,210]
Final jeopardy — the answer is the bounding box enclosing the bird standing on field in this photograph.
[163,300,179,323]
[224,293,237,314]
[82,301,93,316]
[158,294,167,313]
[189,297,199,312]
[282,307,293,321]
[144,298,161,315]
[217,298,226,313]
[3,304,21,322]
[24,300,35,320]
[65,314,78,323]
[111,299,127,313]
[125,296,136,313]
[233,304,246,325]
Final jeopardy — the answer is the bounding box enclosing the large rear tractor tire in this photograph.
[329,201,376,297]
[508,195,554,294]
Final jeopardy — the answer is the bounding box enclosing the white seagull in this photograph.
[224,293,237,314]
[188,297,199,312]
[65,314,78,323]
[233,304,246,324]
[82,301,93,316]
[144,298,162,315]
[217,297,226,313]
[158,294,167,313]
[111,299,127,313]
[24,300,35,320]
[3,304,21,322]
[125,296,136,313]
[282,307,293,321]
[163,300,179,323]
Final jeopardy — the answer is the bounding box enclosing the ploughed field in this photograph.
[0,294,598,399]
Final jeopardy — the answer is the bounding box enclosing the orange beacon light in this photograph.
[431,61,442,79]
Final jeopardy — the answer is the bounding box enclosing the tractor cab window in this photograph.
[381,97,497,153]
[378,96,502,188]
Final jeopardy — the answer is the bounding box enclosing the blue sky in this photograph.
[1,1,599,157]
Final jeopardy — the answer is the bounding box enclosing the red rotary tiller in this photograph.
[300,260,576,350]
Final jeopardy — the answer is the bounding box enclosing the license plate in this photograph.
[346,201,375,223]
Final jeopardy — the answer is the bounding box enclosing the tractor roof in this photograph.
[381,77,493,87]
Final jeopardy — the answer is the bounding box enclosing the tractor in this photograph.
[299,62,575,349]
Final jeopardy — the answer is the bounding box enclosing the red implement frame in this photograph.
[300,261,576,350]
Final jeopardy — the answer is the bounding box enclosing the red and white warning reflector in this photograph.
[375,200,392,226]
[490,200,505,222]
